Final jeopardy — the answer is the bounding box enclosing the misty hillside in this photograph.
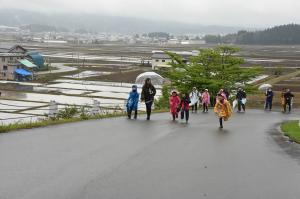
[205,24,300,45]
[0,9,247,34]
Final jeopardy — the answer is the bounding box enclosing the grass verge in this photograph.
[281,120,300,144]
[0,109,168,134]
[0,113,125,134]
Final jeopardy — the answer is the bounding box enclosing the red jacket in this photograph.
[169,95,181,113]
[180,97,191,111]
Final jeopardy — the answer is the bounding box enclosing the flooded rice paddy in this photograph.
[63,71,113,79]
[0,80,162,125]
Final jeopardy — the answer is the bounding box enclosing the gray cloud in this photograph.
[1,0,300,27]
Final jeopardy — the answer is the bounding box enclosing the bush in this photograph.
[79,106,89,120]
[154,85,171,110]
[56,106,79,119]
[274,66,284,76]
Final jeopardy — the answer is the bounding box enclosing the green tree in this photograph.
[162,45,262,96]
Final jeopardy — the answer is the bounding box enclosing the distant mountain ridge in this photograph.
[0,9,251,34]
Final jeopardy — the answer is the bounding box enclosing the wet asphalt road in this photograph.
[0,110,300,199]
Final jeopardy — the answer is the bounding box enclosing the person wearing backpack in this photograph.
[180,93,191,123]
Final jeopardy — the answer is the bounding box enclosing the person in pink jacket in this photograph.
[218,89,227,100]
[169,90,181,121]
[201,89,210,113]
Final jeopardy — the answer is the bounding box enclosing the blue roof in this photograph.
[27,52,45,68]
[15,69,32,76]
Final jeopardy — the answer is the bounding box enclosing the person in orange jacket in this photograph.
[214,94,233,129]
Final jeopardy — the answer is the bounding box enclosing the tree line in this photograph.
[204,24,300,45]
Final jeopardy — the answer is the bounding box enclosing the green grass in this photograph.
[281,120,300,143]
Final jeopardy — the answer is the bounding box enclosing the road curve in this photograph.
[0,110,300,199]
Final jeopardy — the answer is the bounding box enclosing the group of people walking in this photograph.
[126,78,295,129]
[263,87,295,113]
[189,87,211,113]
[169,87,233,128]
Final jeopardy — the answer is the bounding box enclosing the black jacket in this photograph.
[236,90,246,100]
[141,85,156,102]
[180,96,191,111]
[284,92,294,102]
[265,91,274,100]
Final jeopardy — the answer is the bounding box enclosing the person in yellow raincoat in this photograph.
[280,88,286,113]
[214,94,233,129]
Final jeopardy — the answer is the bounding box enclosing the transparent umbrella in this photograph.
[258,84,272,91]
[135,72,164,85]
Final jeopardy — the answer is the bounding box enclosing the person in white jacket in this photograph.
[189,87,200,113]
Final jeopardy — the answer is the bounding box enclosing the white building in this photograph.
[151,50,199,70]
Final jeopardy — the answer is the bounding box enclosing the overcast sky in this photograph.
[1,0,299,27]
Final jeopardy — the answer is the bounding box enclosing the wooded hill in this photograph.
[204,24,300,45]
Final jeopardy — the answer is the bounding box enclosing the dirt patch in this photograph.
[273,85,300,92]
[84,69,146,83]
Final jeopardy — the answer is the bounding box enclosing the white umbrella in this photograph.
[258,84,272,91]
[135,72,164,85]
[235,82,245,88]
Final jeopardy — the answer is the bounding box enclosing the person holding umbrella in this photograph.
[141,78,156,120]
[265,87,274,111]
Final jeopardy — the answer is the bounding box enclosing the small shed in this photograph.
[26,52,45,69]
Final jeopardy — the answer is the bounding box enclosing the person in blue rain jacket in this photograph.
[127,85,139,119]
